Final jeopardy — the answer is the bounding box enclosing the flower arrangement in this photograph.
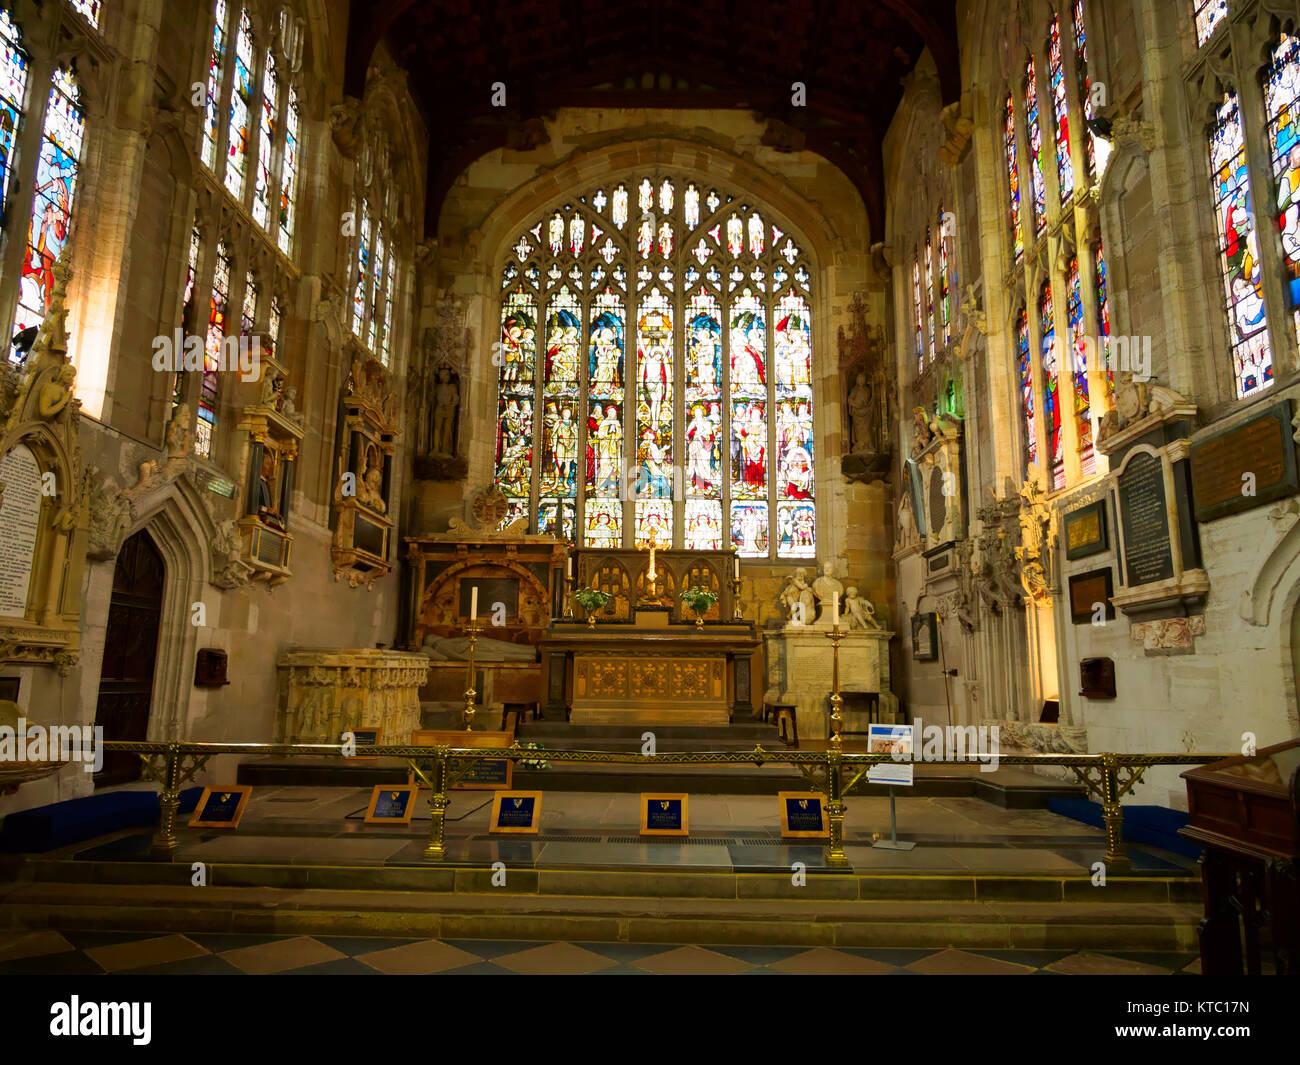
[679,586,719,625]
[516,742,550,771]
[573,587,611,612]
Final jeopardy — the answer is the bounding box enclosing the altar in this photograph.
[541,545,758,725]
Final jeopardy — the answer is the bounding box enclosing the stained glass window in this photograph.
[924,231,935,355]
[252,49,277,229]
[1072,0,1097,181]
[222,7,253,199]
[912,255,924,371]
[1025,54,1048,235]
[202,1,228,169]
[1049,15,1074,204]
[278,84,299,253]
[12,66,83,361]
[1265,32,1300,347]
[172,226,202,414]
[70,1,101,28]
[938,209,951,347]
[381,250,395,366]
[1005,93,1024,261]
[1039,282,1064,490]
[351,199,370,337]
[240,269,257,337]
[1095,238,1113,406]
[1194,1,1227,47]
[0,11,30,227]
[496,177,815,557]
[1016,309,1037,474]
[1066,257,1093,476]
[369,224,385,351]
[1209,92,1272,398]
[196,243,231,459]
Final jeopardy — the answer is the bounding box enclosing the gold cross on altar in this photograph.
[644,525,658,583]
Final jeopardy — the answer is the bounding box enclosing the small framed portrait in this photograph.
[640,793,689,837]
[189,786,253,829]
[364,785,417,825]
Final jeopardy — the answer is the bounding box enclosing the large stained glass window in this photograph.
[201,1,229,170]
[223,7,253,199]
[495,178,816,558]
[351,199,370,337]
[1016,309,1036,475]
[1005,93,1024,261]
[278,85,299,254]
[912,254,924,371]
[1072,0,1097,181]
[1049,15,1074,204]
[938,209,951,347]
[1194,1,1227,47]
[1209,92,1272,398]
[0,11,29,227]
[924,230,935,354]
[12,66,84,360]
[1265,32,1300,347]
[1039,282,1063,489]
[196,242,231,459]
[1025,55,1048,236]
[252,49,277,229]
[1066,256,1093,475]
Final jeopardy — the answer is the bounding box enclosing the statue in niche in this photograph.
[281,386,301,424]
[257,449,284,528]
[847,372,875,454]
[780,567,816,626]
[165,403,190,460]
[812,560,844,625]
[260,370,285,410]
[911,406,935,455]
[431,368,460,455]
[358,447,386,513]
[897,491,919,549]
[844,586,883,631]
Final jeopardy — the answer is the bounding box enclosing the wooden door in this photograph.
[93,530,165,787]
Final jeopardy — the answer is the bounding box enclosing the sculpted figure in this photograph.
[811,560,844,624]
[844,586,882,630]
[780,567,816,626]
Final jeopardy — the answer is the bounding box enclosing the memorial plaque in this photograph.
[0,444,42,618]
[911,612,938,661]
[1117,451,1175,587]
[1069,567,1115,625]
[640,792,688,836]
[189,785,253,828]
[778,791,828,838]
[1064,499,1108,560]
[364,785,416,824]
[927,466,948,541]
[1190,402,1299,522]
[409,729,514,791]
[489,790,542,833]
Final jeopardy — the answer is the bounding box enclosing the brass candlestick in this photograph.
[563,574,575,618]
[463,622,483,730]
[731,577,743,620]
[826,624,845,748]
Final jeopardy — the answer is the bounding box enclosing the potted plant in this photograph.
[573,587,611,627]
[679,585,719,627]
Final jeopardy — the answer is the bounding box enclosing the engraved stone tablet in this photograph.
[1117,451,1174,587]
[1190,401,1298,522]
[0,444,42,618]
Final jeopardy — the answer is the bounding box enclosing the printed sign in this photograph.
[364,785,416,825]
[489,790,543,834]
[778,791,828,838]
[189,785,253,828]
[639,792,689,836]
[866,724,914,787]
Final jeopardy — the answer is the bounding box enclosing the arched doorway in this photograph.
[93,530,166,787]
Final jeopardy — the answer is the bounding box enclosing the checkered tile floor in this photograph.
[0,930,1202,974]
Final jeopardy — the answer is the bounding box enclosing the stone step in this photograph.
[0,878,1202,950]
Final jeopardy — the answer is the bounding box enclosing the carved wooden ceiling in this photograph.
[344,1,961,239]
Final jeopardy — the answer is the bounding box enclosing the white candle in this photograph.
[734,556,740,581]
[831,592,839,627]
[566,556,573,578]
[470,586,478,621]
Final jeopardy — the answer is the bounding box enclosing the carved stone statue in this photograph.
[281,386,301,423]
[165,403,190,459]
[812,560,844,625]
[843,586,882,630]
[421,634,536,662]
[358,451,386,513]
[37,365,77,419]
[847,372,875,454]
[432,368,459,454]
[780,567,816,626]
[911,405,935,455]
[897,492,919,549]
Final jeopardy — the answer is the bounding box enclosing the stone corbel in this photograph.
[869,243,892,281]
[938,102,973,166]
[329,97,364,158]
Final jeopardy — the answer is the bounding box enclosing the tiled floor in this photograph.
[0,928,1203,975]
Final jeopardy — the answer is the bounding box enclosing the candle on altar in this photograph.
[470,586,478,621]
[734,556,740,581]
[566,556,573,578]
[831,591,839,627]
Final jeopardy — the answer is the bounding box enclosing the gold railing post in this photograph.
[423,751,450,860]
[824,749,849,869]
[151,743,182,859]
[1100,754,1131,873]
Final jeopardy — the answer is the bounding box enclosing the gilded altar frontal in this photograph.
[0,0,1296,1016]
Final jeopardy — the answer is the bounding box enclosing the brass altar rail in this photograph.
[104,741,1227,871]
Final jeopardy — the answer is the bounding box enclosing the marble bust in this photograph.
[811,560,844,626]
